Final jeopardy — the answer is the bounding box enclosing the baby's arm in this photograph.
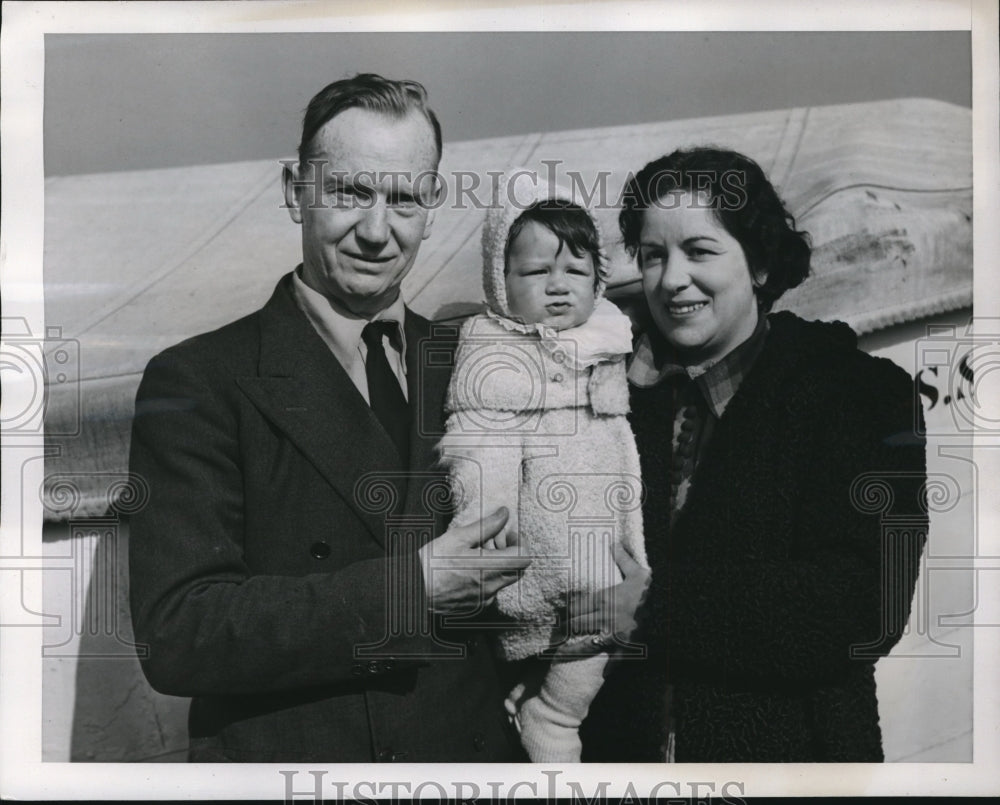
[438,419,524,549]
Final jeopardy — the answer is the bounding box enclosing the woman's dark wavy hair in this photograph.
[619,147,811,311]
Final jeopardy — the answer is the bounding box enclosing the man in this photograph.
[128,74,530,762]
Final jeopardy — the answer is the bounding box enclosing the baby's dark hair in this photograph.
[504,200,605,289]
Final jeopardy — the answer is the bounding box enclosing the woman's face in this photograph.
[638,191,761,366]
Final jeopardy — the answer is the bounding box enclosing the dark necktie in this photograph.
[361,321,410,463]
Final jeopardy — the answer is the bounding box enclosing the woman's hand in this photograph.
[546,543,651,657]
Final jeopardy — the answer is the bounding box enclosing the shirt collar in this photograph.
[291,265,407,367]
[627,311,769,419]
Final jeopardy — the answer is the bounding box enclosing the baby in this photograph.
[438,170,648,762]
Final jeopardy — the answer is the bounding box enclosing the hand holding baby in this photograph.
[418,507,531,613]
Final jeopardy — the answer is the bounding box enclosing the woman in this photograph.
[579,147,927,762]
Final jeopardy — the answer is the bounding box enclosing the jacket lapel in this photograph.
[400,311,454,527]
[235,276,406,546]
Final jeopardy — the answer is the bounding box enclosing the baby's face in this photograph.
[504,221,597,330]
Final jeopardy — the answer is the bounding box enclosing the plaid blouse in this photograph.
[627,311,770,418]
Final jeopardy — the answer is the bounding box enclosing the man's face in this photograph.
[284,108,440,317]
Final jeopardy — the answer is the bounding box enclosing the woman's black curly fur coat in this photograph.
[581,312,927,762]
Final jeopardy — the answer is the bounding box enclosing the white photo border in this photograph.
[2,0,997,799]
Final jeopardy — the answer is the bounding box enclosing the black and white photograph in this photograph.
[1,0,998,799]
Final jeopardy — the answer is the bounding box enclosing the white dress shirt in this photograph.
[291,267,409,403]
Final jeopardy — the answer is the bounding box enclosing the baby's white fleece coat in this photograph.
[436,168,649,760]
[439,312,647,660]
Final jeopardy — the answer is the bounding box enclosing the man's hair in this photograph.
[504,200,605,290]
[297,73,443,168]
[619,147,811,311]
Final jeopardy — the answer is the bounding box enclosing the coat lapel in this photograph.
[400,311,454,527]
[235,276,407,546]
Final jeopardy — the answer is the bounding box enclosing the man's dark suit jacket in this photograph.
[128,272,523,762]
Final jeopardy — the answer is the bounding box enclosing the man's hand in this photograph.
[418,507,531,614]
[549,543,651,657]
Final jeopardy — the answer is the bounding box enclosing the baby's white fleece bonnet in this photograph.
[480,168,610,318]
